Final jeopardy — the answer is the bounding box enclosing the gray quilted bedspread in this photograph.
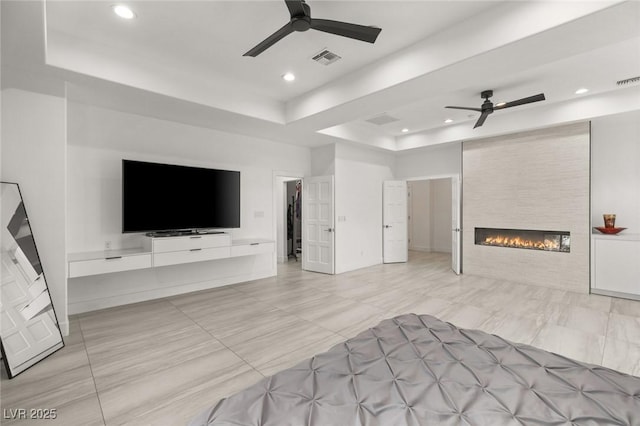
[189,314,640,426]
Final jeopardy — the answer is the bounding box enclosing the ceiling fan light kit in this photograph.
[446,89,546,128]
[244,0,382,57]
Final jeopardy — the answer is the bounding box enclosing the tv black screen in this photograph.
[122,160,240,233]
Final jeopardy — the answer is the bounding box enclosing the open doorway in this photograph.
[274,174,303,267]
[284,179,302,264]
[407,177,460,273]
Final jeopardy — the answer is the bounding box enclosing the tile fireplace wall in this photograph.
[462,122,590,293]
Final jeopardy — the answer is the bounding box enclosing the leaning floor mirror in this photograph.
[1,182,64,378]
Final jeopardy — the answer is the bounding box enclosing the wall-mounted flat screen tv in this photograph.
[122,160,240,233]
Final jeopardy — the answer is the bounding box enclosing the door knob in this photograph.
[325,228,334,232]
[384,225,392,228]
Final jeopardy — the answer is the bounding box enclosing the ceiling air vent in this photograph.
[617,76,640,86]
[312,49,342,66]
[365,113,400,125]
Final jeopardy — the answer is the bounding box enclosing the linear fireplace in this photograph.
[475,228,571,252]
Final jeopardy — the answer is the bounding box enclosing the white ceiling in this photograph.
[364,36,640,136]
[3,0,640,151]
[45,1,503,102]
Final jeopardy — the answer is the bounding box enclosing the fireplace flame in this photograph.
[483,235,560,250]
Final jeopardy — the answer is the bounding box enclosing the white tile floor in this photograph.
[2,251,639,425]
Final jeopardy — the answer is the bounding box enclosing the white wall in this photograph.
[310,144,335,176]
[66,102,311,252]
[430,178,452,253]
[408,179,452,253]
[66,102,311,312]
[395,142,461,179]
[334,143,394,273]
[591,111,640,233]
[408,180,431,251]
[1,89,68,334]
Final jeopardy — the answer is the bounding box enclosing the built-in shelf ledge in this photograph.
[591,232,640,241]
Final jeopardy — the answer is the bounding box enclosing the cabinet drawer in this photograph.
[152,234,231,253]
[231,242,275,257]
[69,254,152,278]
[153,246,231,267]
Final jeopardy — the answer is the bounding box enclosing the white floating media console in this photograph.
[67,233,275,313]
[68,248,152,278]
[68,233,273,278]
[152,233,231,267]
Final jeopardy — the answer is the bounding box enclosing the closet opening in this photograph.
[407,177,456,270]
[285,179,302,264]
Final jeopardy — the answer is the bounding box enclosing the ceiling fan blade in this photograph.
[285,0,308,18]
[496,93,545,109]
[445,106,482,112]
[310,19,381,43]
[244,23,294,57]
[473,111,490,128]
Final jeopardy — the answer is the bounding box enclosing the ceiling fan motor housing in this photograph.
[244,0,382,57]
[292,16,312,31]
[481,90,494,113]
[481,90,493,100]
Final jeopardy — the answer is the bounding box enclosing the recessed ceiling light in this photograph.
[575,88,589,95]
[113,4,136,19]
[282,72,296,82]
[444,119,453,124]
[401,128,409,133]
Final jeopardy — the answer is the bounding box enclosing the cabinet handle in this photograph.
[190,248,202,252]
[190,236,202,239]
[105,256,122,260]
[250,243,260,246]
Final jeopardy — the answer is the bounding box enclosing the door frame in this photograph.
[272,171,305,265]
[404,173,462,271]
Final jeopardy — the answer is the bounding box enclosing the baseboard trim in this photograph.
[59,320,69,337]
[591,288,640,301]
[408,246,452,254]
[408,246,431,253]
[432,246,452,254]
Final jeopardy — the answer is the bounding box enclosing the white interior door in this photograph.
[302,176,334,274]
[451,176,462,274]
[383,180,408,263]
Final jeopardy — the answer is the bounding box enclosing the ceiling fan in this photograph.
[446,90,546,128]
[244,0,382,57]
